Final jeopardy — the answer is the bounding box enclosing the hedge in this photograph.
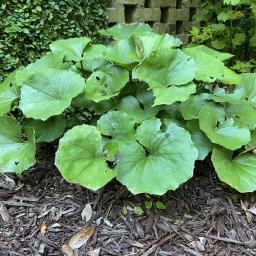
[0,0,107,81]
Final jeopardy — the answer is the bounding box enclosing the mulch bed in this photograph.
[1,146,256,256]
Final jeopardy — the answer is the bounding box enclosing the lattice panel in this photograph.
[106,0,201,44]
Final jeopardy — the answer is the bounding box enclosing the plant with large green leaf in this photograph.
[1,23,256,195]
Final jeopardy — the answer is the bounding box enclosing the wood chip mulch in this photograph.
[1,148,256,256]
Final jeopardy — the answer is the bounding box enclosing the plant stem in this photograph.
[80,60,86,77]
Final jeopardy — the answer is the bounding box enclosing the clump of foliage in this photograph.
[0,0,107,81]
[1,23,256,195]
[190,0,256,72]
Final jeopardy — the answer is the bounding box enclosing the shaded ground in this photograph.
[1,146,256,256]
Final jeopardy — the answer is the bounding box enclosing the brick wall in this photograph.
[106,0,201,44]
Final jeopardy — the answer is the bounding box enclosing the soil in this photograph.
[1,145,256,256]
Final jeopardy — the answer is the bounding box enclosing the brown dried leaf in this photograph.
[61,244,75,256]
[241,200,249,210]
[68,226,95,250]
[40,222,47,235]
[86,248,101,256]
[241,200,253,223]
[174,219,184,225]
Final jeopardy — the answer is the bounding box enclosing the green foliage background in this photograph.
[190,0,256,72]
[0,0,107,81]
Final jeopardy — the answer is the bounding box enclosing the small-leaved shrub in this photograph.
[190,0,256,72]
[0,0,107,81]
[1,24,256,195]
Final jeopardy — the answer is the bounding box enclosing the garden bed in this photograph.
[0,145,256,256]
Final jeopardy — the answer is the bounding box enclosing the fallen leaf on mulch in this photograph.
[81,203,93,222]
[86,247,101,256]
[40,222,47,235]
[61,244,75,256]
[241,200,253,223]
[174,219,184,225]
[68,226,95,249]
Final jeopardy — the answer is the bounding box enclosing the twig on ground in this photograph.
[2,196,38,207]
[2,200,35,207]
[205,234,256,248]
[141,234,176,256]
[37,233,59,249]
[179,244,202,256]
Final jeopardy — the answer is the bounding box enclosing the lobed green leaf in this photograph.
[55,125,116,191]
[212,146,256,193]
[19,69,85,120]
[0,116,36,174]
[116,119,198,195]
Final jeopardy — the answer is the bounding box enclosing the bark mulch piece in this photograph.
[1,152,256,256]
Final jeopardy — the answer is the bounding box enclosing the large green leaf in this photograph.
[73,94,116,115]
[104,38,140,67]
[0,116,36,173]
[162,103,184,121]
[104,141,119,161]
[118,96,159,122]
[218,67,241,85]
[50,37,91,61]
[0,72,18,116]
[247,130,256,149]
[19,69,85,120]
[184,46,239,84]
[117,84,161,121]
[226,102,256,129]
[239,73,256,107]
[78,44,108,72]
[116,119,198,195]
[15,53,66,86]
[210,86,245,104]
[186,120,212,160]
[100,23,152,40]
[97,111,135,143]
[136,83,156,106]
[84,65,129,102]
[199,103,251,150]
[190,45,234,61]
[25,116,66,143]
[133,49,196,88]
[180,93,210,120]
[55,125,116,190]
[152,83,196,106]
[184,46,223,82]
[132,33,182,58]
[212,146,256,193]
